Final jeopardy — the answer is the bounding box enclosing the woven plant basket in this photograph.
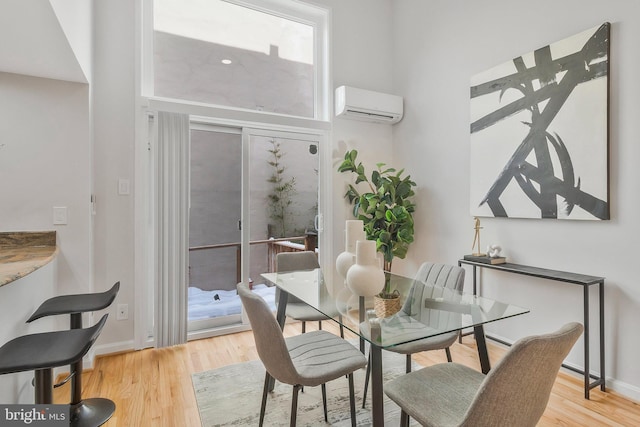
[373,294,401,318]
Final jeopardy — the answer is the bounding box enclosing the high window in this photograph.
[146,0,329,120]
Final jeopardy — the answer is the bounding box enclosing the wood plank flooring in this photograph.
[54,322,639,426]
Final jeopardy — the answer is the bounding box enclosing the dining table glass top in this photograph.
[261,268,530,348]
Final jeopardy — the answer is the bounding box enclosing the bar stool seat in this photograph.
[27,282,120,427]
[27,282,120,324]
[0,315,108,408]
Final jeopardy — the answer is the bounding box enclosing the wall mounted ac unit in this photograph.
[334,86,403,124]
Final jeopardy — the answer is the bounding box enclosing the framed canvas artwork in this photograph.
[470,23,610,220]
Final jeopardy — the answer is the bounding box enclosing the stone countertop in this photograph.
[0,231,58,287]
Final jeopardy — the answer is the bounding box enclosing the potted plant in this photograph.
[338,150,416,316]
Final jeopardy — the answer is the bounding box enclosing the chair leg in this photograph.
[362,351,371,408]
[445,347,453,362]
[406,354,412,373]
[400,409,410,427]
[319,320,322,330]
[348,373,357,427]
[259,372,270,427]
[321,383,328,422]
[302,321,306,333]
[339,316,345,338]
[291,385,301,427]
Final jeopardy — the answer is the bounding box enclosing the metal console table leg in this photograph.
[458,259,606,399]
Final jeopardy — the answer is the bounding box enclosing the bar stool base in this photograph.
[70,398,116,427]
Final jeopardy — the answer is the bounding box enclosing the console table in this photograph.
[458,259,605,399]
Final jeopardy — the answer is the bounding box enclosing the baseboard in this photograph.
[80,340,136,371]
[187,323,251,341]
[606,378,640,402]
[94,339,136,357]
[49,341,131,382]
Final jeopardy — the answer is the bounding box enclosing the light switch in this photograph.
[53,207,68,225]
[118,178,130,195]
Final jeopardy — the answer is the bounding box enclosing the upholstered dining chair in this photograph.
[391,262,466,366]
[237,282,367,427]
[385,322,584,427]
[276,251,343,337]
[363,262,465,406]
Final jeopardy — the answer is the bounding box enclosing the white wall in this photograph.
[50,0,93,83]
[0,1,87,83]
[0,72,91,401]
[0,72,92,300]
[391,0,640,399]
[309,0,397,290]
[92,0,136,350]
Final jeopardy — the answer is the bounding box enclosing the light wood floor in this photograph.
[54,322,639,426]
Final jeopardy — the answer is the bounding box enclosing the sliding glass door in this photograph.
[244,129,320,284]
[188,126,243,333]
[186,125,321,338]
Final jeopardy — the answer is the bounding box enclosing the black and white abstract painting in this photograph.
[470,23,610,220]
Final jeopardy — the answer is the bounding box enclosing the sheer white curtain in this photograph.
[155,111,189,347]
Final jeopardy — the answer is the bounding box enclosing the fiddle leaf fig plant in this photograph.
[338,149,416,297]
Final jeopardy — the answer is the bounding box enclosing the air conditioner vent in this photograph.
[335,86,403,124]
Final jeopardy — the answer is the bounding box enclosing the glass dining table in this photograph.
[261,268,529,427]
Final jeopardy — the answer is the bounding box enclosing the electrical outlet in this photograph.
[117,304,128,320]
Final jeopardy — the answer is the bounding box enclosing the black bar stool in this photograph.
[0,314,108,406]
[27,282,120,427]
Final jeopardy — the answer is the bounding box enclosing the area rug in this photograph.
[192,346,419,426]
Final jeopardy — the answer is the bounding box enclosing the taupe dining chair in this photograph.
[363,262,465,406]
[276,251,343,337]
[390,262,466,366]
[238,282,367,427]
[385,322,584,427]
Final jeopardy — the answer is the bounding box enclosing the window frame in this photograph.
[141,0,331,124]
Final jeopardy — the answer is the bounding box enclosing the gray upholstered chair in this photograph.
[237,282,367,427]
[363,262,465,405]
[276,251,343,337]
[385,322,584,427]
[391,262,466,366]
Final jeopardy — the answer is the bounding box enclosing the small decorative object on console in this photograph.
[471,217,485,256]
[486,244,502,258]
[463,254,507,265]
[467,218,505,263]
